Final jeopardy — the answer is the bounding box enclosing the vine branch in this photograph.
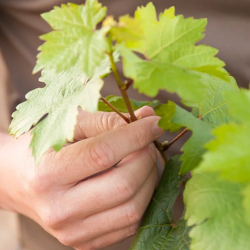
[124,79,133,90]
[107,51,137,122]
[100,97,130,124]
[163,128,188,151]
[106,50,168,164]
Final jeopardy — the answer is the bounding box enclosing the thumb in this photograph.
[74,106,155,140]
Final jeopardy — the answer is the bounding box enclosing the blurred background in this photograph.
[0,0,250,249]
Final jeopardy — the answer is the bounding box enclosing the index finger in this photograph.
[56,115,164,184]
[74,106,155,140]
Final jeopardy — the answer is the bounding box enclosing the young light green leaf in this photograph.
[158,103,213,174]
[98,95,159,113]
[193,89,250,224]
[130,156,190,250]
[33,1,108,77]
[103,15,143,46]
[41,1,106,30]
[224,89,250,124]
[174,106,213,174]
[197,123,250,182]
[119,3,230,104]
[243,185,250,224]
[155,101,182,132]
[196,90,250,182]
[184,172,250,250]
[186,74,239,127]
[9,65,107,164]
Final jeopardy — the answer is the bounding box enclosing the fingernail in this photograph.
[152,118,164,137]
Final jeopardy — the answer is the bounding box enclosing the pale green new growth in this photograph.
[198,90,250,179]
[119,3,230,104]
[103,15,143,46]
[157,103,213,174]
[185,173,250,250]
[157,74,238,174]
[9,65,107,163]
[186,74,238,127]
[33,0,108,77]
[198,123,250,182]
[155,101,182,132]
[243,185,250,224]
[196,89,250,223]
[172,106,213,174]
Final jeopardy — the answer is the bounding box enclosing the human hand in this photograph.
[0,107,164,250]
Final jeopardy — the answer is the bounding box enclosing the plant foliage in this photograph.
[9,0,250,249]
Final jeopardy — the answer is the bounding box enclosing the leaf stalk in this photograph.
[163,128,188,151]
[100,97,130,123]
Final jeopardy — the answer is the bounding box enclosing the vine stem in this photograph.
[101,96,169,164]
[154,140,168,163]
[163,128,188,151]
[107,51,137,122]
[163,116,202,151]
[106,51,168,164]
[100,97,130,124]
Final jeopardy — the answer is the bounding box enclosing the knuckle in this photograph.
[41,205,66,230]
[41,208,58,229]
[128,224,140,237]
[91,240,103,250]
[126,203,143,225]
[91,236,112,250]
[88,140,116,170]
[26,171,51,194]
[99,111,125,132]
[115,175,137,201]
[105,112,120,130]
[97,112,109,132]
[57,232,74,247]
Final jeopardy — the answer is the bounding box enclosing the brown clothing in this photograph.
[0,0,250,249]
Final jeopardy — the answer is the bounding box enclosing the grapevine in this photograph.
[9,1,250,249]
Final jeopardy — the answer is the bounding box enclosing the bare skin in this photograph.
[0,106,164,250]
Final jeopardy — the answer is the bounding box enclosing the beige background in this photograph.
[0,210,18,250]
[0,0,250,249]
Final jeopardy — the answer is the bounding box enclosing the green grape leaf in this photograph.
[103,15,143,46]
[98,95,159,113]
[184,172,250,250]
[119,3,230,104]
[186,74,239,127]
[33,1,108,77]
[243,185,250,224]
[9,65,108,164]
[130,156,191,250]
[155,101,182,132]
[158,103,213,174]
[224,89,250,124]
[192,89,250,224]
[196,90,250,182]
[173,106,213,174]
[197,123,250,182]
